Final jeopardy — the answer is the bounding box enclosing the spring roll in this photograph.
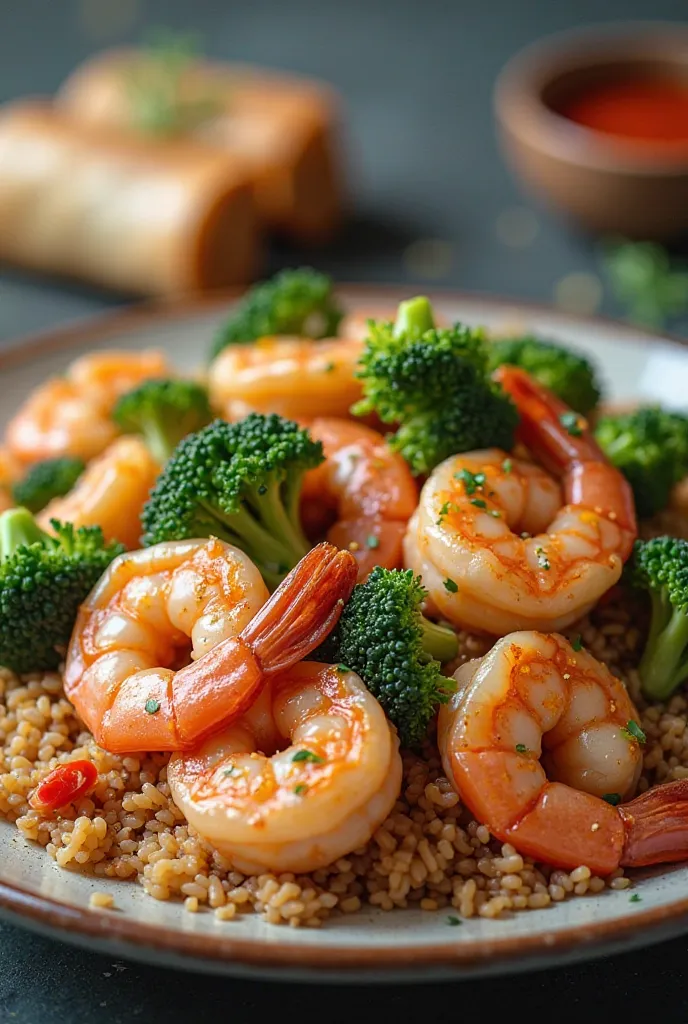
[0,101,260,296]
[57,49,343,242]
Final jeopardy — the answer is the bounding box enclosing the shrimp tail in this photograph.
[494,365,603,470]
[495,366,637,548]
[619,779,688,867]
[242,541,358,674]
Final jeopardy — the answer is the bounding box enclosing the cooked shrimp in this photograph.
[168,661,402,874]
[439,631,688,874]
[300,417,419,580]
[5,349,169,466]
[0,447,17,511]
[208,335,364,422]
[64,542,356,754]
[404,368,636,634]
[38,436,159,549]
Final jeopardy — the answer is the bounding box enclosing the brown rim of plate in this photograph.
[494,20,688,178]
[0,282,686,374]
[0,284,687,976]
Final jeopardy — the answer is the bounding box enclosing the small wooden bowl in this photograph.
[494,23,688,240]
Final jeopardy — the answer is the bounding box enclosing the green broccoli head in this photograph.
[486,334,603,415]
[112,378,213,463]
[211,268,343,361]
[353,296,518,475]
[141,414,324,589]
[595,407,688,518]
[627,536,688,701]
[317,566,458,747]
[12,457,85,513]
[0,507,125,673]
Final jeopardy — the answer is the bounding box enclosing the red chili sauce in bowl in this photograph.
[555,74,688,155]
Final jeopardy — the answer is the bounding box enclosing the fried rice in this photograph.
[2,584,685,929]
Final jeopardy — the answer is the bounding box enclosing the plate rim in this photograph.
[2,284,688,978]
[1,283,687,375]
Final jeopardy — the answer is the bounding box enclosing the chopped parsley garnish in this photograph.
[144,699,160,715]
[602,792,621,806]
[447,915,462,926]
[223,767,236,778]
[322,361,336,373]
[629,893,642,903]
[366,534,380,549]
[535,546,550,571]
[337,663,352,674]
[515,743,528,754]
[437,499,459,525]
[621,720,646,745]
[292,749,325,764]
[572,635,583,651]
[443,578,458,594]
[502,458,512,474]
[470,499,487,510]
[560,411,583,437]
[294,784,308,796]
[456,469,485,495]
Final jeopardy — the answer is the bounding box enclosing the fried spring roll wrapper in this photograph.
[58,50,343,242]
[0,101,260,296]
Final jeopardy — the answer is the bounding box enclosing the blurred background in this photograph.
[1,0,687,343]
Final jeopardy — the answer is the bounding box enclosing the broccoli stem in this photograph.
[248,479,311,567]
[639,603,688,701]
[198,496,305,591]
[420,615,458,664]
[141,421,176,465]
[393,296,435,341]
[0,507,50,559]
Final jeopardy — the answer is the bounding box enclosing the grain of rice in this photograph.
[89,892,114,909]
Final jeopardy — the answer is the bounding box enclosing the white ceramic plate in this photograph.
[1,287,688,982]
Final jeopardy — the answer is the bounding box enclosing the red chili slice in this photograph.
[29,760,98,813]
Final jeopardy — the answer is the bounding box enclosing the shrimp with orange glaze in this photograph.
[38,436,159,549]
[439,631,688,874]
[64,542,357,754]
[208,334,364,422]
[404,368,637,634]
[4,349,169,466]
[300,417,419,580]
[0,448,17,512]
[168,661,402,874]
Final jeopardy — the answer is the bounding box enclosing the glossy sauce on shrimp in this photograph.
[439,631,688,874]
[4,349,169,466]
[405,369,636,633]
[65,542,357,753]
[301,417,418,579]
[209,334,364,422]
[38,436,159,549]
[168,661,402,874]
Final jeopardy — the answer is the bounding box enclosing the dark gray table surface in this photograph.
[2,1,688,1020]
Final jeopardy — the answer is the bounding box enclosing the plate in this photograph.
[1,286,688,982]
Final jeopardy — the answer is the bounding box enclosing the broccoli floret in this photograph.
[317,567,458,746]
[486,335,602,415]
[112,378,213,463]
[0,508,125,673]
[627,536,688,701]
[211,268,343,361]
[141,414,323,589]
[596,407,688,518]
[12,457,85,513]
[353,297,518,474]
